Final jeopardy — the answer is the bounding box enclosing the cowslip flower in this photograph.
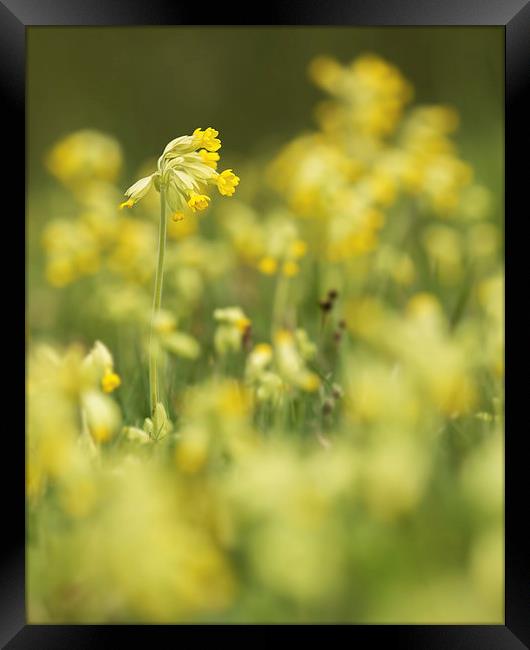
[82,390,122,443]
[46,129,123,187]
[120,128,240,217]
[101,370,121,393]
[82,341,122,394]
[121,129,240,417]
[274,329,320,392]
[214,307,252,355]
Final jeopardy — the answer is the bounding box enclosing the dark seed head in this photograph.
[328,289,339,301]
[242,324,253,351]
[331,384,344,400]
[322,399,334,416]
[338,319,346,329]
[319,299,333,312]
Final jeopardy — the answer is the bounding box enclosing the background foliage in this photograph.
[27,27,504,624]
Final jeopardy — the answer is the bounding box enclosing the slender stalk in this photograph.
[271,272,289,339]
[149,184,168,415]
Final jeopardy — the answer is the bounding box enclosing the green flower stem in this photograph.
[271,272,289,338]
[149,184,168,415]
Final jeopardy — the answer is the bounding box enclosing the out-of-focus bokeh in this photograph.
[27,27,504,624]
[28,27,503,190]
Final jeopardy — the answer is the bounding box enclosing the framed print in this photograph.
[2,0,527,645]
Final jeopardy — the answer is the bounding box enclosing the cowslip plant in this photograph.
[121,128,240,417]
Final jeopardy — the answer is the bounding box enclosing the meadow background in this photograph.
[27,27,504,623]
[28,28,503,230]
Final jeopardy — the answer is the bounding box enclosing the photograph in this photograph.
[26,26,504,624]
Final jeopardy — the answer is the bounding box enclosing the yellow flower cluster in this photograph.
[30,53,503,624]
[175,378,254,474]
[40,131,239,329]
[214,306,252,355]
[345,292,481,417]
[216,202,308,277]
[268,54,483,262]
[225,440,357,603]
[28,344,236,621]
[27,341,122,504]
[42,218,102,287]
[151,308,201,360]
[245,328,320,401]
[46,129,123,188]
[258,238,307,278]
[42,209,157,287]
[309,53,413,137]
[120,127,240,218]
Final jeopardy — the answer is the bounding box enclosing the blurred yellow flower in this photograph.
[30,50,503,625]
[258,256,278,275]
[101,370,121,393]
[46,130,123,186]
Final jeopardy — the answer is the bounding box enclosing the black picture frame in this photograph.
[5,0,525,646]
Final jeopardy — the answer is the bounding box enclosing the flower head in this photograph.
[217,170,240,196]
[121,128,239,218]
[214,307,252,356]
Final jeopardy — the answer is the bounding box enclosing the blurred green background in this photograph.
[28,27,503,194]
[26,28,505,623]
